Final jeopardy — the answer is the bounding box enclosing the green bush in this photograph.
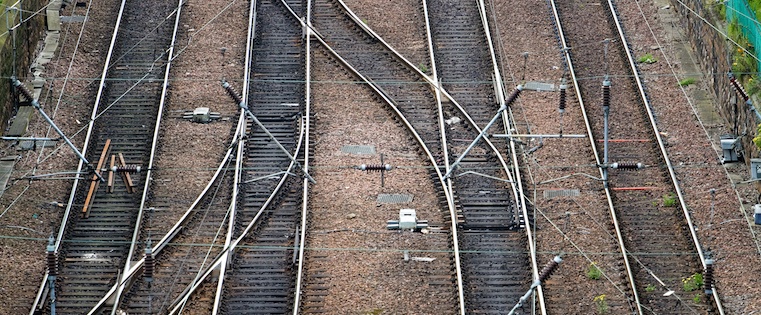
[678,78,696,87]
[682,273,703,292]
[419,63,428,73]
[586,263,602,280]
[637,53,657,64]
[662,193,677,207]
[594,294,609,314]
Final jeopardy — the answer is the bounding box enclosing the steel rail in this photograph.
[316,3,530,312]
[84,144,239,314]
[420,0,465,313]
[333,0,517,196]
[548,0,642,313]
[327,2,528,313]
[209,0,255,312]
[285,4,465,312]
[603,0,723,313]
[209,126,244,315]
[476,1,544,314]
[108,0,185,312]
[292,0,313,312]
[29,1,128,312]
[167,115,308,315]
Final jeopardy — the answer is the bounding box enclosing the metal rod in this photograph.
[11,78,104,182]
[443,86,522,180]
[2,137,58,141]
[243,110,315,183]
[455,171,514,183]
[222,81,315,183]
[491,134,587,139]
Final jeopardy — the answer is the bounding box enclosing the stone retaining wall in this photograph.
[670,0,758,160]
[0,0,48,132]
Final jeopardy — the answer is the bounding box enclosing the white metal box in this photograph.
[399,209,417,230]
[193,107,211,123]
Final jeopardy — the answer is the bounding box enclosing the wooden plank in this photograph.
[107,155,115,193]
[82,139,110,218]
[118,153,134,194]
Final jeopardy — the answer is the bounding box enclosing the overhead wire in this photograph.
[0,0,95,227]
[666,0,761,260]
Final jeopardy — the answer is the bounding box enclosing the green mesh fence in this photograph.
[727,0,761,72]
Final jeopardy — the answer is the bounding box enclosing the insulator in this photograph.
[144,248,154,282]
[358,164,392,172]
[12,78,34,102]
[611,162,643,169]
[729,75,750,102]
[558,84,567,113]
[221,81,243,105]
[46,245,58,277]
[505,85,523,107]
[111,164,141,173]
[538,256,562,283]
[704,259,714,295]
[602,79,611,108]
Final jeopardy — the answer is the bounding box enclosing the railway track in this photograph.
[303,0,540,313]
[217,0,307,313]
[305,0,465,312]
[425,0,538,313]
[104,0,311,313]
[547,0,724,314]
[30,0,179,314]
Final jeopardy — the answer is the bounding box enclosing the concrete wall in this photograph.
[0,0,48,132]
[671,0,758,160]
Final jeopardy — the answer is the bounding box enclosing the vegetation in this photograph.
[682,273,704,292]
[693,293,702,303]
[586,263,602,280]
[419,63,429,73]
[726,17,761,150]
[637,53,657,64]
[365,309,383,315]
[662,193,677,207]
[754,124,761,150]
[645,284,656,292]
[678,78,697,87]
[594,294,609,314]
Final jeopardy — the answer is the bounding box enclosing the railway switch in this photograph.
[387,209,428,231]
[719,134,741,163]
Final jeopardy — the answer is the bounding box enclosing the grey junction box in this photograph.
[720,134,741,163]
[751,158,761,180]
